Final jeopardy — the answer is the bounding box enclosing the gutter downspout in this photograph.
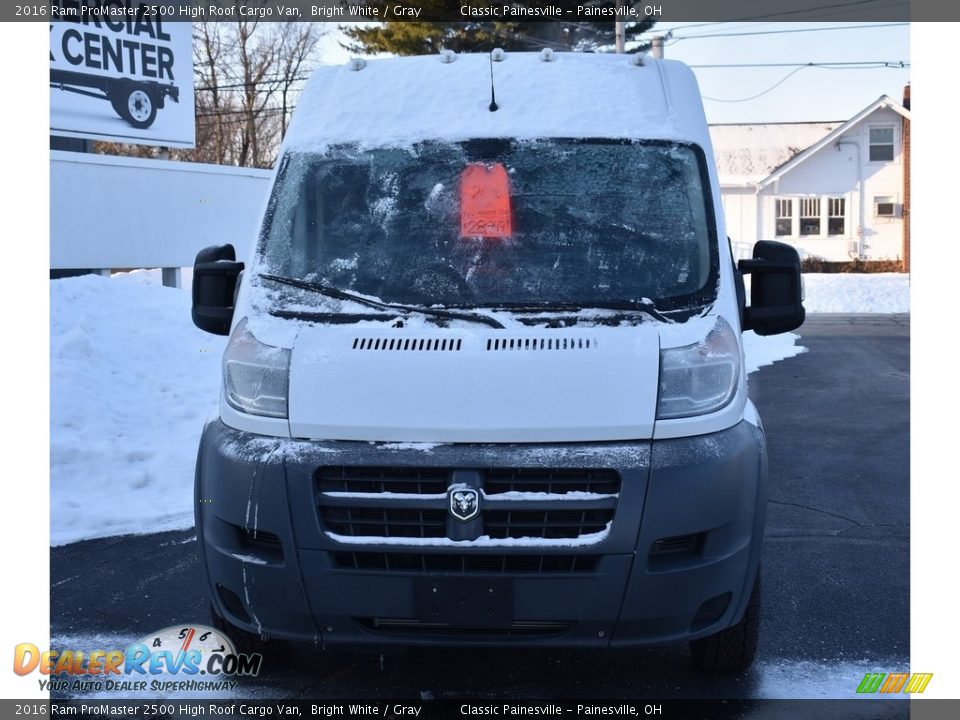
[755,183,763,250]
[836,140,864,260]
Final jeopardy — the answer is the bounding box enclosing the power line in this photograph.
[763,0,908,22]
[670,21,908,41]
[194,59,908,113]
[194,72,311,93]
[700,62,908,103]
[194,56,909,94]
[702,67,808,103]
[700,0,906,24]
[196,105,295,119]
[691,60,909,68]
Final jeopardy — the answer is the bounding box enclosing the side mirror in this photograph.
[737,240,805,336]
[192,244,244,336]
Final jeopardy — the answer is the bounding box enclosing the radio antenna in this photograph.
[488,52,499,112]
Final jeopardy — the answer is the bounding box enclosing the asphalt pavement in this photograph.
[50,314,910,702]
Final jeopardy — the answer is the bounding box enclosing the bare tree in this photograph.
[193,21,231,165]
[276,23,320,138]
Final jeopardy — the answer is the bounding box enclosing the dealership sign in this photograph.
[49,8,194,148]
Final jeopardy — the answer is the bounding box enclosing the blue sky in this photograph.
[318,22,911,125]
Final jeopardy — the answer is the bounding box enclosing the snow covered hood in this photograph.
[285,53,712,150]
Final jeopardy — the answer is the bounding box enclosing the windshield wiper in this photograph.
[478,300,672,324]
[260,274,505,329]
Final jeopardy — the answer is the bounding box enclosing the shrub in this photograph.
[800,258,904,273]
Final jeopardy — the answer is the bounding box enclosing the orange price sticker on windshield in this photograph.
[460,163,513,238]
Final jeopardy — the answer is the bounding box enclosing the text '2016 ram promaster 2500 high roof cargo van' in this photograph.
[191,50,804,673]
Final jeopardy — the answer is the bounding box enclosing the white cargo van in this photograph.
[191,51,803,672]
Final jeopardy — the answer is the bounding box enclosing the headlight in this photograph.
[657,317,741,420]
[222,318,290,418]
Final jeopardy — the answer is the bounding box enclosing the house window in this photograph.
[775,199,792,236]
[869,127,895,162]
[828,198,845,235]
[799,198,821,236]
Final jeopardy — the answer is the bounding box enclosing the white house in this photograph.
[710,91,911,267]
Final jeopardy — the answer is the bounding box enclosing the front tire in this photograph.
[689,570,761,673]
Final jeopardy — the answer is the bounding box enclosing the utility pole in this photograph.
[651,35,664,59]
[615,0,625,53]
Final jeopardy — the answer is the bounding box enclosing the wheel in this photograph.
[689,570,761,673]
[112,83,158,129]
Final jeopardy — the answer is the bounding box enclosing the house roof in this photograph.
[709,122,842,186]
[757,95,910,188]
[709,95,910,188]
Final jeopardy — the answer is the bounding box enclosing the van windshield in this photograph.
[259,139,718,313]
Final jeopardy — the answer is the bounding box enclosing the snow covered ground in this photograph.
[51,273,226,545]
[801,273,909,314]
[51,270,902,546]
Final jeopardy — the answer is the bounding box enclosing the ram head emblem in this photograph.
[449,488,480,522]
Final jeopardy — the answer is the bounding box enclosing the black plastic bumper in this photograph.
[195,419,767,649]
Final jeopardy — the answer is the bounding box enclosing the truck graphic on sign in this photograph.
[50,18,183,131]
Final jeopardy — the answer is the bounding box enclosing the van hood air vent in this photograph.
[486,337,597,351]
[353,337,463,352]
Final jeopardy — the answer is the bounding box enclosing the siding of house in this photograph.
[766,107,904,261]
[715,104,907,263]
[719,187,757,260]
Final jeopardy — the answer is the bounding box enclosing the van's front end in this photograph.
[191,53,803,672]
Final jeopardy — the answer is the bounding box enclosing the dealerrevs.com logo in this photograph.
[14,625,262,693]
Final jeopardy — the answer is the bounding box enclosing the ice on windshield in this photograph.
[259,139,717,312]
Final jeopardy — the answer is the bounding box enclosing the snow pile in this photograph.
[801,273,909,314]
[743,331,806,373]
[110,267,194,291]
[51,274,226,546]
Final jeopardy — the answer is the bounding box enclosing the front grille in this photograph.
[317,466,620,546]
[332,552,600,574]
[321,507,448,539]
[318,466,448,495]
[484,509,613,539]
[485,468,620,495]
[356,617,576,638]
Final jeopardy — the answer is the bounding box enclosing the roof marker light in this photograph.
[632,54,646,67]
[348,58,366,71]
[539,48,555,62]
[440,49,457,64]
[491,48,506,62]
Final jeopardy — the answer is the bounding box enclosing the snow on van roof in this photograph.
[284,52,712,151]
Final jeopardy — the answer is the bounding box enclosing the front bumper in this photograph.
[195,420,767,648]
